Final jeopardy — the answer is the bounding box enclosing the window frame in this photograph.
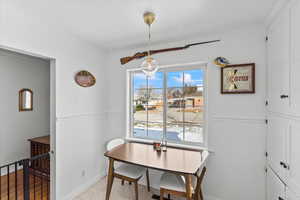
[126,62,208,148]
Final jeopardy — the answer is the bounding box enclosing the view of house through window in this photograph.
[131,68,205,144]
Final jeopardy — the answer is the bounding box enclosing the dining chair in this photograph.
[159,151,209,200]
[106,138,150,200]
[159,167,206,200]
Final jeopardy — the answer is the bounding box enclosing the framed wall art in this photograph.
[19,88,33,111]
[221,63,255,94]
[75,70,96,87]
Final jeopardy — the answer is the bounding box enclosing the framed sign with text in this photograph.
[221,63,255,94]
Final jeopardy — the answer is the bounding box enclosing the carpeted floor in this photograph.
[74,177,185,200]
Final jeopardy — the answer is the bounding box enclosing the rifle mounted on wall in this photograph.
[120,40,220,65]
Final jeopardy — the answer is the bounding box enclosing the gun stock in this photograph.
[120,56,134,65]
[121,52,149,65]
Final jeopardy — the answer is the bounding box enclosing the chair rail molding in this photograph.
[56,112,107,121]
[211,115,265,124]
[267,111,300,121]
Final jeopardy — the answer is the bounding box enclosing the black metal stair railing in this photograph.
[0,160,20,200]
[0,152,50,200]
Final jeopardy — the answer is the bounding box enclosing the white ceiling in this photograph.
[10,0,278,49]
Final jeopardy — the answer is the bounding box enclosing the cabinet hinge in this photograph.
[266,36,269,41]
[265,100,269,106]
[265,119,268,124]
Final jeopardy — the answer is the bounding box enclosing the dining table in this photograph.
[104,142,208,200]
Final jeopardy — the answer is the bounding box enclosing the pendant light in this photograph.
[141,12,159,77]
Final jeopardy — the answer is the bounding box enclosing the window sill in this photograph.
[126,137,214,153]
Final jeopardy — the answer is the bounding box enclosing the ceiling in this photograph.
[8,0,278,49]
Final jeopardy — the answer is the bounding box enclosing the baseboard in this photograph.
[204,194,223,200]
[139,177,222,200]
[63,172,106,200]
[63,172,222,200]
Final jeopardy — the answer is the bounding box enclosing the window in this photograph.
[128,65,206,146]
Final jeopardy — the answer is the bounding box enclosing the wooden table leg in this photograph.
[185,174,193,200]
[105,158,114,200]
[146,168,150,192]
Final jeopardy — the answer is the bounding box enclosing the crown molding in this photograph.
[265,0,291,29]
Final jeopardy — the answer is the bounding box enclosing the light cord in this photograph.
[148,24,151,59]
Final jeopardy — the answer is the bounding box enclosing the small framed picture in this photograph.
[75,70,96,87]
[221,63,255,94]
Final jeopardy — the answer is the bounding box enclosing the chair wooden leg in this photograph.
[199,188,204,200]
[168,194,171,199]
[185,174,193,200]
[194,193,199,200]
[146,169,150,192]
[160,189,164,200]
[105,158,114,200]
[134,181,139,200]
[121,180,124,185]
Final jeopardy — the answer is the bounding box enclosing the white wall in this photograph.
[0,1,268,199]
[0,1,108,199]
[105,24,267,200]
[0,49,50,166]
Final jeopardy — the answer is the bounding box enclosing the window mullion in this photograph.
[183,72,186,141]
[146,76,149,137]
[163,71,167,141]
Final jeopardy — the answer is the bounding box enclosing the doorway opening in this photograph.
[0,46,56,200]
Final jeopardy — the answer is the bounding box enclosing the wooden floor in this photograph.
[75,177,185,200]
[0,170,50,200]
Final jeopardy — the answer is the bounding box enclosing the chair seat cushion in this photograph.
[160,173,186,192]
[114,163,145,179]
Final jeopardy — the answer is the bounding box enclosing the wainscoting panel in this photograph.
[105,111,266,200]
[56,112,107,200]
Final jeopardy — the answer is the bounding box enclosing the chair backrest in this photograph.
[106,138,125,151]
[201,150,209,163]
[195,150,209,177]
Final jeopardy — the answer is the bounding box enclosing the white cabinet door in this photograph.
[267,9,290,114]
[267,116,288,181]
[267,168,286,200]
[290,0,300,116]
[286,188,300,200]
[287,120,300,194]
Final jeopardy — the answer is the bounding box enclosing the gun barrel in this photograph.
[186,40,220,47]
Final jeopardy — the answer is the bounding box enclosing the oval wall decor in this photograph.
[75,70,96,87]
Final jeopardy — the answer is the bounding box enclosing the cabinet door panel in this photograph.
[290,0,300,116]
[287,120,300,194]
[267,168,285,200]
[267,9,290,113]
[286,188,300,200]
[267,116,288,181]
